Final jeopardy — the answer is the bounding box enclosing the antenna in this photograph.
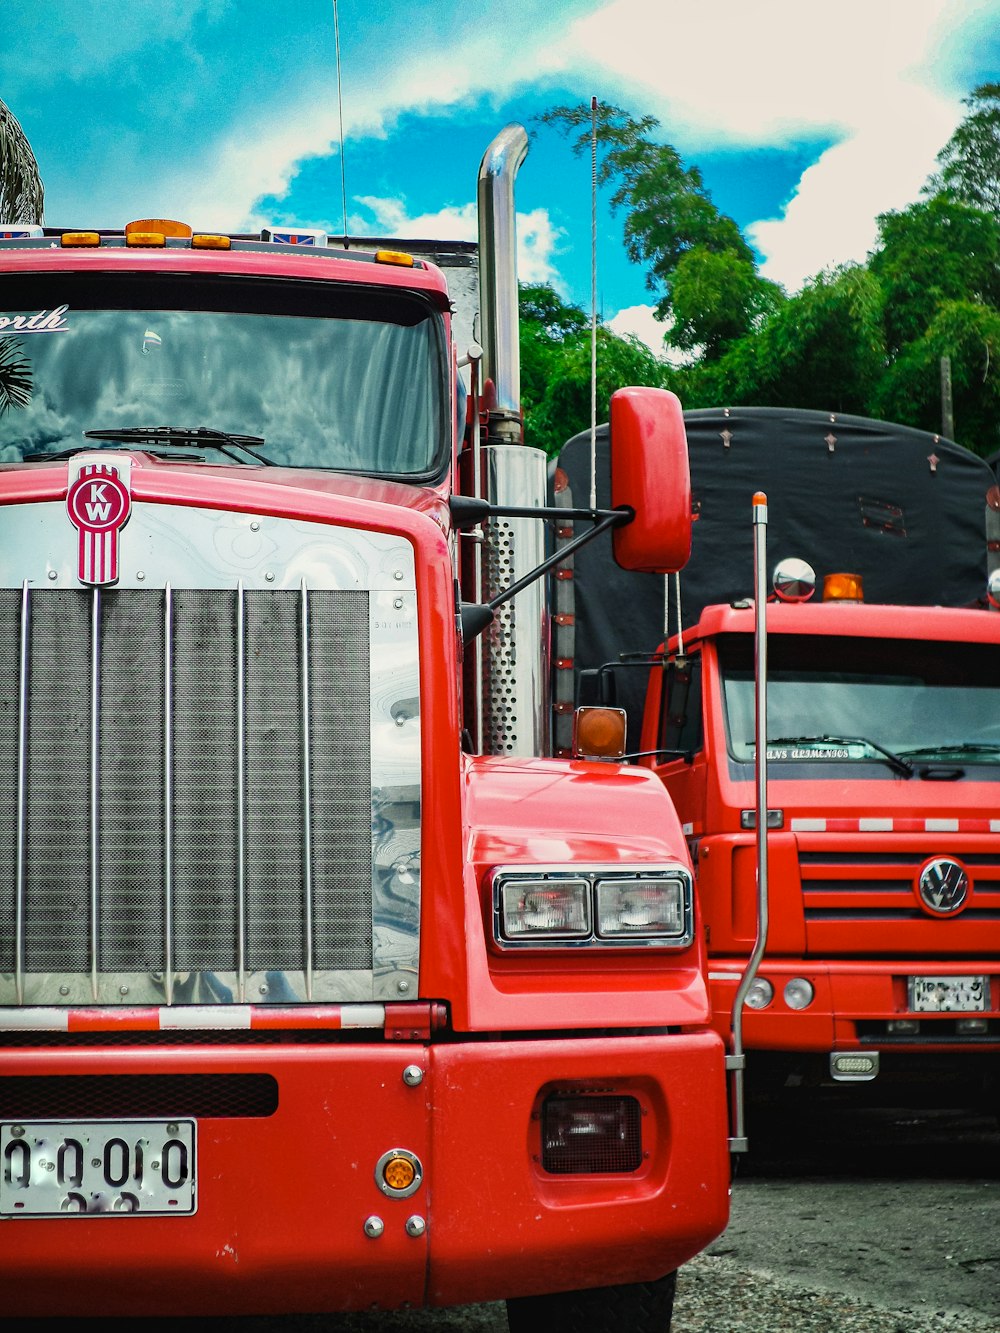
[589,95,598,510]
[332,0,349,247]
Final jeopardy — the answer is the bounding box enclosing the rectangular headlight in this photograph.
[596,876,686,939]
[491,866,693,949]
[499,877,591,940]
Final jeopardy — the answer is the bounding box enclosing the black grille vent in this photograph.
[0,1073,278,1119]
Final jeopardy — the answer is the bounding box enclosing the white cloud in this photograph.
[351,196,563,287]
[607,303,695,364]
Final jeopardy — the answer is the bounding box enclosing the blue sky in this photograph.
[2,0,999,353]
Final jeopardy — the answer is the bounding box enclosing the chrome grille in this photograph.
[0,585,376,1002]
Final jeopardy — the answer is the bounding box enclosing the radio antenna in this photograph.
[332,0,349,247]
[589,95,598,511]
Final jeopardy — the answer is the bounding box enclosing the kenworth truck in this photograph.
[0,127,731,1325]
[554,406,1000,1106]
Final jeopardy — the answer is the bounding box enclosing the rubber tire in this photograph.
[505,1269,676,1332]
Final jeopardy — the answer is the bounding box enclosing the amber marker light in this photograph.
[375,1148,423,1198]
[126,218,193,237]
[60,232,101,247]
[822,572,864,602]
[573,705,627,760]
[383,1156,416,1191]
[374,249,415,267]
[192,233,232,250]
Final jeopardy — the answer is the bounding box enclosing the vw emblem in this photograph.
[916,858,970,917]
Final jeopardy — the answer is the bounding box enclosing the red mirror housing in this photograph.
[610,386,692,573]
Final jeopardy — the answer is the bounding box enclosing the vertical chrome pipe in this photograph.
[236,580,247,1001]
[163,584,174,1006]
[728,491,770,1153]
[477,123,528,441]
[299,578,314,1001]
[15,581,30,1005]
[90,587,102,1002]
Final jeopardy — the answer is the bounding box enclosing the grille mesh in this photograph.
[0,1073,278,1119]
[0,587,373,987]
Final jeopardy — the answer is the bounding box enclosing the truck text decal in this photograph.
[0,304,69,335]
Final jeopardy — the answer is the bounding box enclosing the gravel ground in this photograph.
[674,1251,997,1333]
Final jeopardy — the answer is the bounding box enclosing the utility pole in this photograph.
[940,355,955,439]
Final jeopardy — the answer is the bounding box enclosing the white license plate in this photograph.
[1,1119,196,1217]
[907,975,989,1013]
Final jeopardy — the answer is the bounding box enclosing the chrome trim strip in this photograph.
[300,577,314,1001]
[15,581,29,1006]
[89,587,101,1001]
[163,583,174,1006]
[236,579,246,1002]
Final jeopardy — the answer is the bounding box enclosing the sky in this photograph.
[1,0,999,355]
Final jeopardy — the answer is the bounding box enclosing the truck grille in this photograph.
[0,586,376,1003]
[801,848,1000,956]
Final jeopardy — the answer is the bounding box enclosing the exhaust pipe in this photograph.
[477,123,528,442]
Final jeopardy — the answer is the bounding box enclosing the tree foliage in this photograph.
[0,98,43,225]
[926,82,1000,214]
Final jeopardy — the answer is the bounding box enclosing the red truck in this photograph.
[555,405,1000,1109]
[0,127,731,1326]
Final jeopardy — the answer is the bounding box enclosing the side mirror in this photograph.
[609,386,692,573]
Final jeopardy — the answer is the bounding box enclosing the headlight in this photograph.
[499,878,591,940]
[744,977,774,1009]
[784,978,815,1010]
[596,877,686,940]
[492,865,694,949]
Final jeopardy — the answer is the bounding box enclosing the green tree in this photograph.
[926,82,1000,214]
[0,97,43,224]
[668,247,785,358]
[537,103,772,352]
[678,265,885,415]
[873,300,1000,450]
[519,283,672,455]
[869,195,1000,353]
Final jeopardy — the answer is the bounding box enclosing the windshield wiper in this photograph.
[767,734,915,778]
[83,426,271,465]
[898,743,1000,759]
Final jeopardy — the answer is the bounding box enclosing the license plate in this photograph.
[1,1119,196,1217]
[907,975,989,1013]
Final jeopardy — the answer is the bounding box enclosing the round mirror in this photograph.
[772,557,816,603]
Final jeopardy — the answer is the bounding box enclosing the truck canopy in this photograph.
[553,406,997,748]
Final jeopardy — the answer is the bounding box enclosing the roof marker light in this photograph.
[822,573,864,602]
[60,232,101,248]
[192,234,232,250]
[375,249,415,267]
[126,219,193,238]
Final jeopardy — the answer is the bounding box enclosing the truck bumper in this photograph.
[0,1030,729,1315]
[709,960,1000,1053]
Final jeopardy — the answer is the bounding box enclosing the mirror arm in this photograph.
[487,509,629,611]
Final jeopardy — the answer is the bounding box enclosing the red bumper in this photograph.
[709,960,1000,1052]
[0,1032,729,1315]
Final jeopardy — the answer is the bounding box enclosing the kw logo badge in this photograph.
[66,458,132,585]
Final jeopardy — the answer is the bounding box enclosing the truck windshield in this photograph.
[0,271,447,476]
[718,633,1000,769]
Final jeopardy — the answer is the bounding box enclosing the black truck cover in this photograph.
[552,406,995,750]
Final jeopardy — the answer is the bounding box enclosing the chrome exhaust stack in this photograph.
[474,125,550,757]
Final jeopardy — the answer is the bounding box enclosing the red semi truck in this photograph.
[0,127,732,1325]
[555,406,1000,1106]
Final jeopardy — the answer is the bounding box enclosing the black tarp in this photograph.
[552,406,995,747]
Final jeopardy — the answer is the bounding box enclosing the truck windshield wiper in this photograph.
[767,734,915,778]
[897,743,1000,759]
[83,426,271,465]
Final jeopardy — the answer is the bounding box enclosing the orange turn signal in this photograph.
[573,706,627,760]
[382,1155,416,1191]
[822,572,864,602]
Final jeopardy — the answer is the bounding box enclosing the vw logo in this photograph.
[915,858,970,917]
